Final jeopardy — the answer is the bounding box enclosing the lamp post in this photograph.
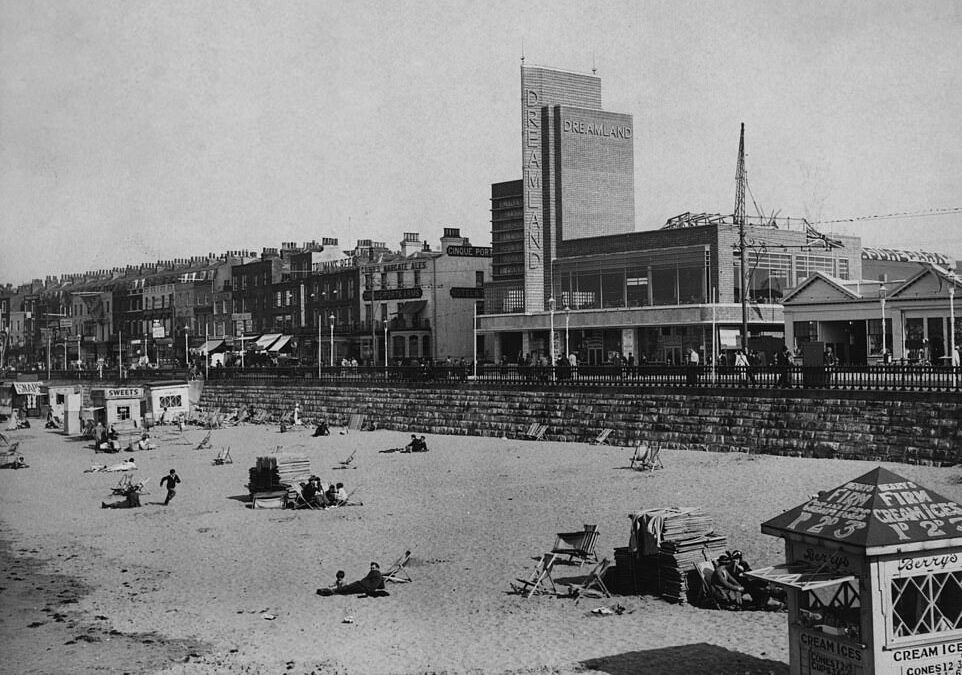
[317,315,322,378]
[548,297,555,371]
[329,314,335,367]
[880,284,887,359]
[77,333,82,370]
[949,267,957,367]
[384,320,389,368]
[564,306,570,357]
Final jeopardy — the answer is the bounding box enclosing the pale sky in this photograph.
[2,0,961,284]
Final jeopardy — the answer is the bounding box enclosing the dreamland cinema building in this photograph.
[478,64,866,366]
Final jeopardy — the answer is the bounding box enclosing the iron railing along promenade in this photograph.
[27,363,962,393]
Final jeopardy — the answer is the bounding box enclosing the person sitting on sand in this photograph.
[101,482,143,509]
[136,432,157,451]
[402,434,418,453]
[710,554,747,608]
[335,482,348,505]
[415,435,428,452]
[301,478,318,507]
[312,420,330,437]
[730,550,775,609]
[316,562,386,596]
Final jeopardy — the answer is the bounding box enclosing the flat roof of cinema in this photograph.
[761,467,962,556]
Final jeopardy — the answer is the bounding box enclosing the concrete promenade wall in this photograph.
[195,381,962,465]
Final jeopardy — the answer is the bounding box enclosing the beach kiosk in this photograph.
[89,386,144,430]
[749,467,962,675]
[145,380,191,424]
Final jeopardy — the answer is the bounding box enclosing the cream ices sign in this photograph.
[563,119,632,139]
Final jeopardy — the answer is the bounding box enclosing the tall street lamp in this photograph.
[949,266,957,365]
[317,314,322,377]
[564,306,570,357]
[329,314,335,367]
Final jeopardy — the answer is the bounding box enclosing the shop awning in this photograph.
[12,382,44,395]
[199,339,226,354]
[745,563,856,592]
[267,335,293,352]
[254,333,282,350]
[398,300,427,315]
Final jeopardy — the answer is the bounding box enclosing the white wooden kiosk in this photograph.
[145,380,190,424]
[89,386,144,430]
[750,467,962,675]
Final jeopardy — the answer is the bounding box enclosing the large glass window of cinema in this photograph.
[734,251,791,303]
[557,245,707,309]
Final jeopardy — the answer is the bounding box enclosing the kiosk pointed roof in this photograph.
[762,466,962,551]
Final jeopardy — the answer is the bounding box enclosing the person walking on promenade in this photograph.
[160,468,181,506]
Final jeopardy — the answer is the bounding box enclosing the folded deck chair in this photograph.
[195,431,212,450]
[384,550,413,583]
[590,428,613,445]
[213,447,233,465]
[333,449,357,470]
[567,558,612,600]
[523,423,548,441]
[510,552,560,598]
[552,524,599,566]
[0,431,9,446]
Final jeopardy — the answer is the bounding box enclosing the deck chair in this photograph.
[0,431,9,446]
[195,431,212,450]
[213,447,233,465]
[384,550,413,583]
[629,442,652,470]
[334,449,357,470]
[551,524,600,566]
[510,553,560,598]
[691,560,722,609]
[567,558,612,600]
[279,410,293,425]
[346,414,367,432]
[112,473,133,494]
[523,423,548,441]
[590,428,613,445]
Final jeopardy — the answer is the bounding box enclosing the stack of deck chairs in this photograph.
[248,454,312,504]
[655,507,727,604]
[625,506,727,603]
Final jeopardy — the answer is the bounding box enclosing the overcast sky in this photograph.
[2,0,961,284]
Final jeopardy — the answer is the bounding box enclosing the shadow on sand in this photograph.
[582,642,788,675]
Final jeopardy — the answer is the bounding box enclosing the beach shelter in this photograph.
[750,467,962,675]
[8,381,46,417]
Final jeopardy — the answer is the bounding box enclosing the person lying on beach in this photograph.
[136,432,157,451]
[104,459,137,472]
[1,455,28,469]
[316,562,386,596]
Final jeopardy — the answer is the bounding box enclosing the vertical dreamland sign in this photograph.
[754,467,962,675]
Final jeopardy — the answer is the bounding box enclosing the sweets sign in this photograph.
[763,467,962,547]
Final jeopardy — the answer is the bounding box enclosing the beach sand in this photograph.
[3,421,959,674]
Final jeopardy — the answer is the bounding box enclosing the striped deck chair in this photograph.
[347,414,366,432]
[590,428,613,445]
[523,423,548,441]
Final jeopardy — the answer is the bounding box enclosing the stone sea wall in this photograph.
[197,381,962,465]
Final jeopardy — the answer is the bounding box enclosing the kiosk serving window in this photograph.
[116,406,131,421]
[799,580,862,641]
[892,571,962,639]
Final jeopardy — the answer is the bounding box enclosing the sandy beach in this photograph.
[3,420,961,674]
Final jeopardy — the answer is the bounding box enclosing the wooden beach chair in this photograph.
[347,414,366,432]
[567,558,612,600]
[384,550,413,583]
[510,553,560,598]
[334,450,357,470]
[551,524,600,566]
[629,442,651,470]
[589,428,613,445]
[195,431,212,450]
[213,447,233,465]
[523,423,548,441]
[691,560,721,609]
